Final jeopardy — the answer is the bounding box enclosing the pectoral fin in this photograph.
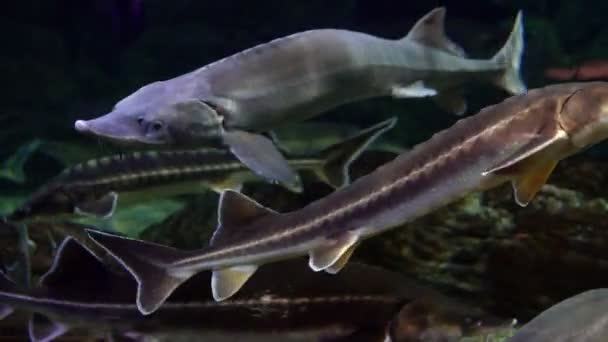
[74,191,118,218]
[511,158,558,207]
[208,178,243,193]
[309,232,359,272]
[483,129,567,207]
[391,81,438,98]
[325,243,357,274]
[211,265,258,301]
[29,313,69,342]
[223,130,302,192]
[483,130,568,176]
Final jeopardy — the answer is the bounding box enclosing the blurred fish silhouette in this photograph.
[75,7,525,190]
[0,140,42,184]
[88,82,608,313]
[510,289,608,342]
[0,237,493,342]
[545,59,608,81]
[5,118,394,224]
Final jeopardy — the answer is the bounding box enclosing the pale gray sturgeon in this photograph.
[75,7,526,191]
[5,118,394,225]
[509,288,608,342]
[87,81,608,315]
[0,238,496,342]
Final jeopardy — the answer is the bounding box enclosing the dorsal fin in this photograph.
[403,7,466,57]
[211,191,278,246]
[39,237,132,300]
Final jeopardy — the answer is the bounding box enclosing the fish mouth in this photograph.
[75,119,167,147]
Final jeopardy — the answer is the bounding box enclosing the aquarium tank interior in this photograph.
[1,0,608,341]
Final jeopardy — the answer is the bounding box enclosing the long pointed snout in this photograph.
[74,112,159,147]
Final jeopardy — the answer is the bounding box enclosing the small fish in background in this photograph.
[0,140,42,184]
[4,118,394,225]
[87,81,608,314]
[0,221,32,289]
[74,7,525,191]
[0,237,499,342]
[545,59,608,81]
[509,288,608,342]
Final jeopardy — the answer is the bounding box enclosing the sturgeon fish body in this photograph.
[75,7,526,190]
[88,81,608,315]
[5,118,394,225]
[0,238,491,342]
[509,289,608,342]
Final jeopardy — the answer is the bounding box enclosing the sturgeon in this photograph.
[509,289,608,342]
[74,7,526,190]
[0,238,491,342]
[5,118,394,225]
[87,81,608,315]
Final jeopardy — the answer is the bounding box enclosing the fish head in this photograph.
[558,81,608,149]
[75,81,169,147]
[141,99,225,146]
[75,81,223,147]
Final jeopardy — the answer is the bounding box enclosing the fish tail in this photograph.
[315,117,397,188]
[86,229,193,315]
[491,11,526,95]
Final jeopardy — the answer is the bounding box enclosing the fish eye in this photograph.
[137,117,144,126]
[151,121,164,131]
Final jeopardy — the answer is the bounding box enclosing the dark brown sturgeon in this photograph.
[89,82,608,314]
[5,118,394,224]
[0,238,492,342]
[75,8,525,190]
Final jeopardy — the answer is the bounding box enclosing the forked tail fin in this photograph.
[314,117,397,188]
[86,230,193,315]
[491,11,526,95]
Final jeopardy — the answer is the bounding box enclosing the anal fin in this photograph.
[212,265,258,301]
[309,232,359,272]
[391,81,437,98]
[223,130,302,192]
[74,191,118,218]
[511,158,558,207]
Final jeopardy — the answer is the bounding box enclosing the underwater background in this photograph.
[2,0,608,341]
